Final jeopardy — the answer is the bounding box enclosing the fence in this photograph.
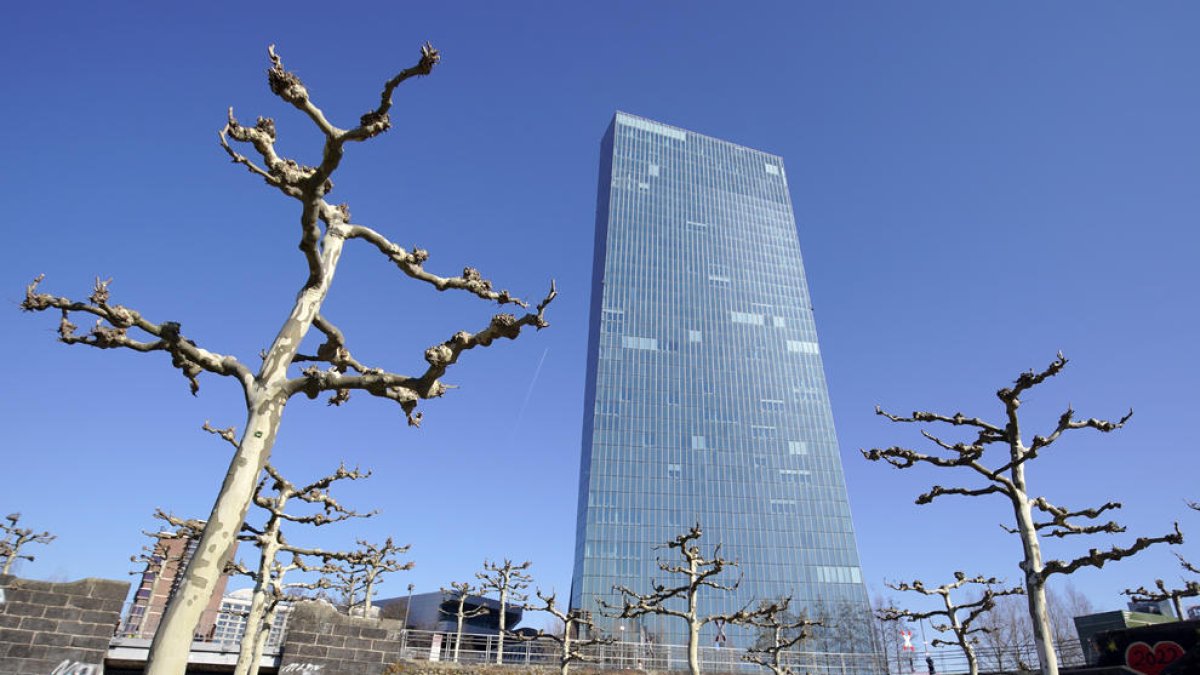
[113,600,292,653]
[110,600,1087,674]
[390,629,888,674]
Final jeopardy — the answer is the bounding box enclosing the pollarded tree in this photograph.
[440,581,490,663]
[341,537,413,615]
[877,572,1024,675]
[742,597,822,675]
[863,354,1182,675]
[476,558,533,664]
[600,523,761,675]
[521,590,613,675]
[0,513,56,576]
[216,433,373,675]
[20,42,553,675]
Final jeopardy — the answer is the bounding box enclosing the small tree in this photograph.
[600,523,760,675]
[476,558,533,664]
[521,590,613,675]
[341,537,413,615]
[742,597,821,675]
[20,41,554,675]
[0,513,55,576]
[864,354,1182,675]
[440,581,490,663]
[877,572,1024,675]
[226,448,371,675]
[1123,500,1200,619]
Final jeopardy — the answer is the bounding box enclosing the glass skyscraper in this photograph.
[571,112,875,653]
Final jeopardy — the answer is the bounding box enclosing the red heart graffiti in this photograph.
[1124,640,1185,675]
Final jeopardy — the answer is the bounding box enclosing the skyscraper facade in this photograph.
[571,112,875,652]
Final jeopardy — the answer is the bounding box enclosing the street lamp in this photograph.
[402,583,415,631]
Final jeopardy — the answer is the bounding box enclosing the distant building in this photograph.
[120,527,233,640]
[571,112,875,651]
[211,588,291,648]
[376,590,522,635]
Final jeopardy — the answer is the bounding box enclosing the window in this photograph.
[788,441,808,455]
[731,311,765,326]
[691,435,707,450]
[786,340,819,354]
[667,463,682,479]
[688,330,702,343]
[622,336,658,351]
[772,316,786,328]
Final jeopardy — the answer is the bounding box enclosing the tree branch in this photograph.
[21,275,253,395]
[1041,524,1183,580]
[285,281,556,423]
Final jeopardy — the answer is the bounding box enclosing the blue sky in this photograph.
[4,2,1198,631]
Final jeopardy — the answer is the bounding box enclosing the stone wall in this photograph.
[0,574,130,675]
[279,601,410,675]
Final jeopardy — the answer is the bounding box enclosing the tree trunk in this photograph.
[144,399,285,675]
[454,612,464,663]
[145,234,345,675]
[234,526,279,675]
[244,599,279,675]
[496,587,508,664]
[686,618,701,675]
[1012,471,1058,675]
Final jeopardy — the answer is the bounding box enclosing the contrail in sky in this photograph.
[510,347,550,440]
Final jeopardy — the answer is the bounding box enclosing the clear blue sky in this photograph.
[4,2,1198,629]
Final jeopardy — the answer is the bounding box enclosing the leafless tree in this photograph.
[1123,500,1200,620]
[863,353,1182,675]
[877,572,1024,675]
[20,41,553,675]
[0,513,56,576]
[440,581,490,663]
[340,537,413,616]
[199,427,374,675]
[870,593,914,674]
[742,597,821,675]
[600,523,761,675]
[476,558,533,664]
[518,590,613,675]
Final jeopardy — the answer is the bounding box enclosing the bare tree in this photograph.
[440,581,490,663]
[519,590,613,675]
[20,41,554,675]
[206,432,373,675]
[975,591,1033,673]
[877,572,1024,675]
[863,354,1182,675]
[341,537,413,616]
[0,513,56,576]
[1123,500,1200,620]
[476,558,533,664]
[871,593,915,675]
[742,597,821,675]
[600,523,760,675]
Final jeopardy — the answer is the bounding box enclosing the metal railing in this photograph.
[391,630,887,674]
[109,602,1088,674]
[113,601,292,653]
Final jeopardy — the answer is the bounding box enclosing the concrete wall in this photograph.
[0,574,130,675]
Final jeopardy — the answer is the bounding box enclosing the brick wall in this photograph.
[0,574,130,675]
